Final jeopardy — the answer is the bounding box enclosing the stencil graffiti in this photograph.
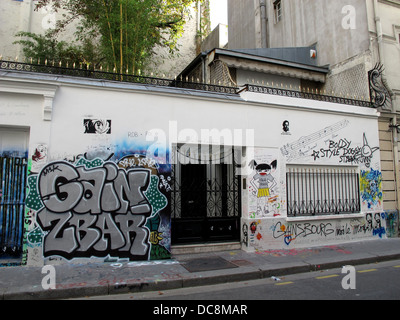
[352,213,386,238]
[282,120,291,135]
[84,119,112,135]
[25,156,171,261]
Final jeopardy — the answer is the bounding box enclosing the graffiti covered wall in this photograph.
[23,154,171,265]
[242,115,387,251]
[0,76,388,263]
[21,107,172,266]
[242,212,390,250]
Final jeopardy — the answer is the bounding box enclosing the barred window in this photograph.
[286,165,360,217]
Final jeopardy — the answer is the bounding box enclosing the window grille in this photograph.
[286,166,360,217]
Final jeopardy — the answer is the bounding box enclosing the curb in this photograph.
[2,253,400,300]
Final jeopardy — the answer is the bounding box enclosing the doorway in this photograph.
[171,145,241,245]
[0,127,29,259]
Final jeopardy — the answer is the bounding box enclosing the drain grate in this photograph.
[181,256,239,273]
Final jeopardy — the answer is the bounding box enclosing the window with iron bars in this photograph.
[286,165,360,217]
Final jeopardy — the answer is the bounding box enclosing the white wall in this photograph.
[0,71,387,264]
[239,91,387,250]
[0,80,54,160]
[48,80,386,254]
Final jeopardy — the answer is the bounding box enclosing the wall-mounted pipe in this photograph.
[373,0,385,67]
[374,0,399,234]
[259,0,268,48]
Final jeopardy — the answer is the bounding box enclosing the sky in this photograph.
[210,0,228,30]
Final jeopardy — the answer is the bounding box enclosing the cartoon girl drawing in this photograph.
[249,159,277,215]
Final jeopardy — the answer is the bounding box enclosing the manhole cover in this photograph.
[181,256,239,273]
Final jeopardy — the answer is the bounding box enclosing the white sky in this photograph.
[210,0,228,30]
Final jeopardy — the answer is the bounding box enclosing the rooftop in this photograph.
[216,47,329,73]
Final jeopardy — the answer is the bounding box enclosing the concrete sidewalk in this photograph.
[1,238,400,300]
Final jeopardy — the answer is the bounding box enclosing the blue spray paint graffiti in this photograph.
[0,156,27,257]
[360,169,383,209]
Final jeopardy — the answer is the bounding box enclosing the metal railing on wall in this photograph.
[244,84,372,108]
[0,59,238,95]
[0,59,376,108]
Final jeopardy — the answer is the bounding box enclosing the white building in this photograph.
[0,0,396,266]
[0,58,389,265]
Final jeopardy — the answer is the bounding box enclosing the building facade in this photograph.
[0,59,392,266]
[227,0,400,234]
[0,0,398,267]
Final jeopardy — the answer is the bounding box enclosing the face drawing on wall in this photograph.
[249,160,277,216]
[282,120,290,135]
[84,119,112,135]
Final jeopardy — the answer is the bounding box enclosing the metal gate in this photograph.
[0,157,27,257]
[171,145,241,244]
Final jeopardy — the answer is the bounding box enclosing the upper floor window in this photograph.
[274,0,282,23]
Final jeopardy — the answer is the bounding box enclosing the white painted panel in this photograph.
[0,127,29,157]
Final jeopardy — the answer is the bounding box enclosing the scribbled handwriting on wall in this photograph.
[270,213,387,247]
[26,157,171,261]
[272,221,335,246]
[311,134,379,167]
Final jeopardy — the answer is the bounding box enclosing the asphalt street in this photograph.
[3,238,400,300]
[78,259,400,300]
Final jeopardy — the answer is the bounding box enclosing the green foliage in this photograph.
[14,31,101,66]
[15,0,204,74]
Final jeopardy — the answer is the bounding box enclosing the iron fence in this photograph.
[1,60,377,108]
[0,60,238,94]
[245,84,372,108]
[286,166,360,217]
